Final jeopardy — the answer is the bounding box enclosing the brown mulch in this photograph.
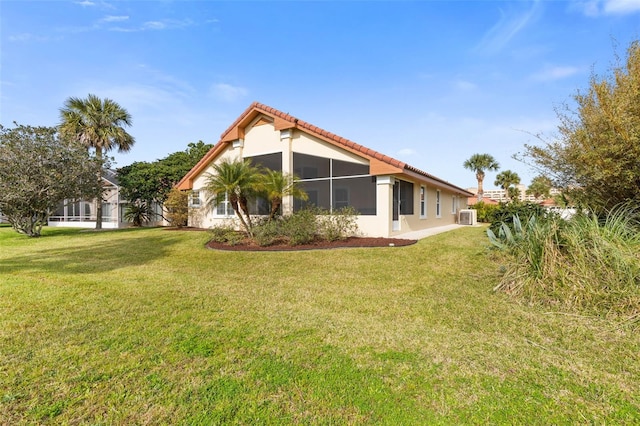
[165,227,417,251]
[207,236,417,251]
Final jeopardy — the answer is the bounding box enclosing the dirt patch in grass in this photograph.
[206,236,417,251]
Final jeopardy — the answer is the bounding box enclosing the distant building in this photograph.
[467,184,560,204]
[48,169,164,228]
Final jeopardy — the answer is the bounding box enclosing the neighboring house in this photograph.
[177,102,473,238]
[48,169,163,229]
[467,196,499,206]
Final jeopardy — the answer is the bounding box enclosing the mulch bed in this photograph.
[207,236,417,251]
[165,227,417,251]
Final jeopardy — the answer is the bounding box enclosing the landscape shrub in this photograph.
[471,201,500,223]
[252,217,283,247]
[209,222,244,246]
[281,208,318,245]
[490,205,640,320]
[489,201,549,234]
[210,206,361,247]
[317,206,359,241]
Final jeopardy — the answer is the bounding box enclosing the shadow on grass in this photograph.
[0,228,182,275]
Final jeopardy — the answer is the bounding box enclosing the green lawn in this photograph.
[1,226,638,424]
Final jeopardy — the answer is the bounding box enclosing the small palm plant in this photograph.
[258,169,308,220]
[124,202,153,227]
[204,158,262,237]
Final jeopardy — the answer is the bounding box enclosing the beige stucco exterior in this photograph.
[179,102,473,237]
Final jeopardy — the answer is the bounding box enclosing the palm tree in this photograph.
[463,153,500,201]
[494,170,521,202]
[526,175,552,201]
[59,94,134,229]
[258,170,308,220]
[204,158,262,236]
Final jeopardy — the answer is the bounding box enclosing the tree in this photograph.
[0,123,102,237]
[526,175,552,200]
[117,141,212,205]
[494,170,521,201]
[59,94,135,229]
[507,185,521,202]
[463,153,500,201]
[522,40,640,213]
[164,187,189,227]
[204,158,262,236]
[258,170,308,220]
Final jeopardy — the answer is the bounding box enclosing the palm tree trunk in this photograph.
[230,197,252,237]
[477,172,485,202]
[238,195,253,235]
[269,198,281,221]
[95,147,103,230]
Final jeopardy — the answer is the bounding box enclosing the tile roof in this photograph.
[177,102,473,196]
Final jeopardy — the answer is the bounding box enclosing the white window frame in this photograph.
[214,192,235,217]
[189,190,201,208]
[436,190,441,218]
[419,186,427,219]
[451,195,457,214]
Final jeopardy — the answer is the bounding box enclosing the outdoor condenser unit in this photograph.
[458,209,477,226]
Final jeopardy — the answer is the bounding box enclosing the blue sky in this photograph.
[1,0,639,189]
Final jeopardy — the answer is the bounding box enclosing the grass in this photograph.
[1,225,639,424]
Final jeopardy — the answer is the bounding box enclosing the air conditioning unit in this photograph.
[458,209,477,226]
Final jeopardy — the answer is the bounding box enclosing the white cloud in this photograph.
[476,0,543,54]
[603,0,640,14]
[211,83,249,102]
[74,0,115,10]
[572,0,640,16]
[143,21,167,30]
[101,15,129,23]
[8,33,52,43]
[531,65,580,81]
[110,19,194,32]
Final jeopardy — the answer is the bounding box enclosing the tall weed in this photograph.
[491,205,640,320]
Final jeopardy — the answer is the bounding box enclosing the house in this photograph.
[48,169,163,229]
[177,102,473,238]
[467,196,499,206]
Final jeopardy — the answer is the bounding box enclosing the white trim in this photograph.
[436,189,441,218]
[377,176,393,185]
[280,129,292,140]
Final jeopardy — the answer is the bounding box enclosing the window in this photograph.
[451,195,458,214]
[214,193,234,217]
[420,186,426,218]
[246,153,282,172]
[189,191,201,207]
[399,180,414,215]
[436,190,441,217]
[293,153,376,215]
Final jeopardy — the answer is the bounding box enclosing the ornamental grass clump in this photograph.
[490,205,640,321]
